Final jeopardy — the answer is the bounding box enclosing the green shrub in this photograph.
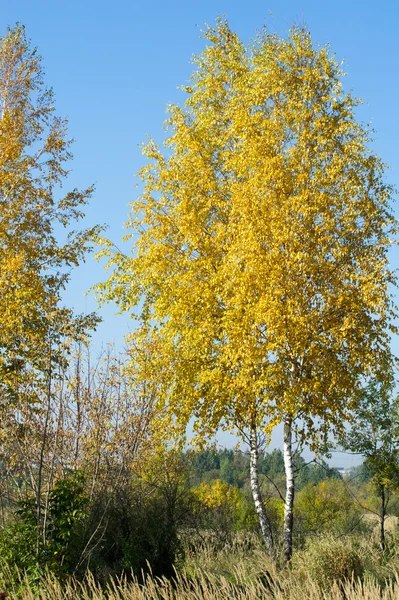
[292,536,364,590]
[0,470,88,589]
[0,470,188,588]
[83,483,184,582]
[295,479,361,538]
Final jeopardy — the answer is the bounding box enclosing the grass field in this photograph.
[3,534,399,599]
[4,568,399,600]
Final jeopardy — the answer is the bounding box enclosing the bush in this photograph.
[0,457,189,587]
[191,480,241,544]
[292,536,364,590]
[0,470,88,588]
[295,479,362,538]
[82,480,185,583]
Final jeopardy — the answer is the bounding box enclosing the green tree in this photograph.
[96,20,396,561]
[295,458,341,489]
[341,379,399,550]
[261,449,285,479]
[295,479,359,537]
[220,454,235,485]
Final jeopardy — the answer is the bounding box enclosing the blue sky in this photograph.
[2,0,398,464]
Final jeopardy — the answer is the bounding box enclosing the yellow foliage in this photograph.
[267,496,285,526]
[96,20,396,447]
[193,479,240,511]
[0,25,99,402]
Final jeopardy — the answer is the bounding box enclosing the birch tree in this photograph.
[0,24,99,402]
[96,21,397,560]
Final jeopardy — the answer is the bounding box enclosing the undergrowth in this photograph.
[2,533,399,599]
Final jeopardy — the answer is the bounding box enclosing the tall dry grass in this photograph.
[3,532,399,599]
[2,567,399,600]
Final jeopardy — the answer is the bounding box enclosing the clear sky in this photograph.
[2,0,398,465]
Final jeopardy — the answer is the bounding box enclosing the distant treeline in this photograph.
[184,448,359,490]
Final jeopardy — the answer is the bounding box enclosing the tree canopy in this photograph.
[96,20,396,445]
[0,25,100,400]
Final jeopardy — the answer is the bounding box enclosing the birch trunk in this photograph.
[249,424,275,559]
[283,417,295,563]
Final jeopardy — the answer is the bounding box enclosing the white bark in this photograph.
[283,417,294,562]
[249,424,275,559]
